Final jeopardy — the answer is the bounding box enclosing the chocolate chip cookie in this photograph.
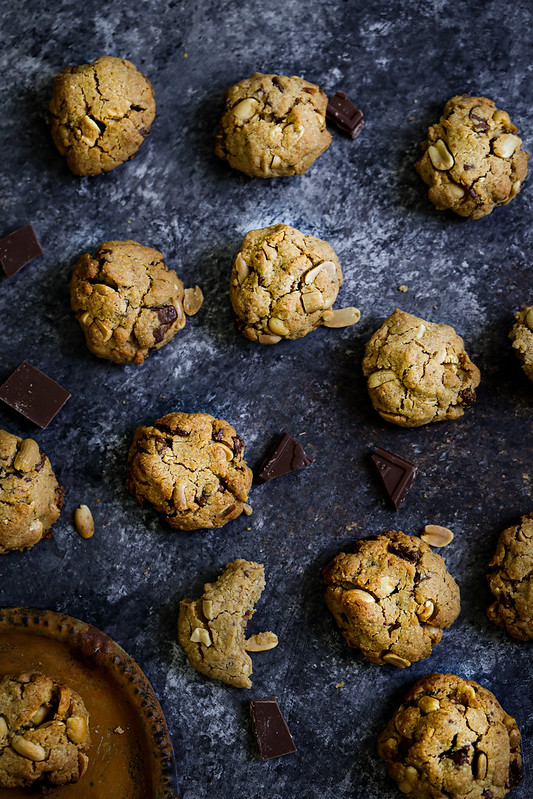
[0,430,63,553]
[324,531,460,667]
[230,223,360,343]
[49,55,155,176]
[0,672,90,790]
[126,412,252,530]
[178,559,277,688]
[377,673,522,799]
[415,94,528,219]
[71,240,203,365]
[487,513,533,640]
[362,308,480,427]
[509,305,533,383]
[215,72,331,178]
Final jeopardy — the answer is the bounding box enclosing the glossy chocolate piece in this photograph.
[250,697,297,761]
[0,361,70,428]
[258,432,314,483]
[0,224,43,277]
[371,447,417,510]
[326,91,365,138]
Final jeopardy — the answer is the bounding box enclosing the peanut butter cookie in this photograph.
[49,55,155,176]
[362,308,480,427]
[71,240,203,365]
[487,513,533,640]
[178,559,277,688]
[126,412,252,530]
[377,673,522,799]
[415,94,528,219]
[0,672,90,790]
[0,430,63,553]
[324,531,460,668]
[215,72,331,178]
[509,305,533,382]
[230,223,360,343]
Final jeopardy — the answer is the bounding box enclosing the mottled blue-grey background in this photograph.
[0,0,531,797]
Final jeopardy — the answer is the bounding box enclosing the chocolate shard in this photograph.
[250,697,297,761]
[0,225,43,277]
[326,91,365,139]
[0,361,70,428]
[370,447,417,510]
[258,432,313,483]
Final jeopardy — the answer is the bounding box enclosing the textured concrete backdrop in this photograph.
[0,1,531,797]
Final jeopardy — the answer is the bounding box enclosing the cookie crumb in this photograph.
[335,681,345,689]
[114,726,125,735]
[398,284,408,292]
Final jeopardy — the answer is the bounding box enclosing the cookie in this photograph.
[509,306,533,382]
[178,559,277,688]
[323,530,460,667]
[126,412,252,530]
[415,94,528,219]
[71,240,203,365]
[362,308,480,427]
[49,55,155,176]
[0,430,63,553]
[215,72,331,178]
[486,512,533,640]
[0,672,90,790]
[377,673,522,799]
[230,223,359,344]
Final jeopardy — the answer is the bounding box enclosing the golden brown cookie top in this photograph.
[126,411,252,530]
[509,305,533,382]
[0,672,90,790]
[487,512,533,640]
[215,72,331,177]
[71,240,202,365]
[49,55,155,175]
[230,223,359,343]
[178,559,275,688]
[362,308,480,427]
[0,429,63,553]
[415,94,528,219]
[377,672,522,799]
[324,530,460,667]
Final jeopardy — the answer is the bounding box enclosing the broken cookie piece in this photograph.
[178,559,276,688]
[0,672,90,790]
[49,55,155,176]
[126,412,252,530]
[362,308,480,427]
[378,673,522,799]
[323,530,460,667]
[230,223,360,344]
[415,94,528,219]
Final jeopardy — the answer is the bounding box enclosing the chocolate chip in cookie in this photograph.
[215,72,331,178]
[415,94,528,219]
[49,55,155,176]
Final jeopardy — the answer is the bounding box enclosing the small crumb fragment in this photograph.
[398,285,408,292]
[114,726,124,735]
[335,681,345,689]
[408,116,414,122]
[184,53,188,58]
[413,98,418,103]
[122,400,126,405]
[144,567,150,574]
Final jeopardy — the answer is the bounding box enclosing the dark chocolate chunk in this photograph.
[0,225,43,278]
[272,76,285,92]
[370,447,417,510]
[506,759,522,789]
[0,361,70,428]
[388,542,420,564]
[449,745,470,765]
[326,91,365,139]
[459,387,476,406]
[258,432,313,483]
[250,697,297,761]
[154,305,178,325]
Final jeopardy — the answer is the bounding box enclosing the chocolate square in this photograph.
[257,432,314,483]
[0,361,71,428]
[250,697,297,761]
[326,91,365,139]
[371,447,417,510]
[0,225,43,278]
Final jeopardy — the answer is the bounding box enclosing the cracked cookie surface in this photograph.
[323,531,460,667]
[215,72,331,178]
[71,240,203,365]
[509,306,533,383]
[0,430,63,554]
[49,55,155,176]
[362,308,480,427]
[126,412,252,530]
[487,512,533,640]
[415,94,528,219]
[178,559,268,688]
[0,672,90,790]
[230,223,359,343]
[377,673,522,799]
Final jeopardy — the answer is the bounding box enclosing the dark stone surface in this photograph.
[0,1,531,797]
